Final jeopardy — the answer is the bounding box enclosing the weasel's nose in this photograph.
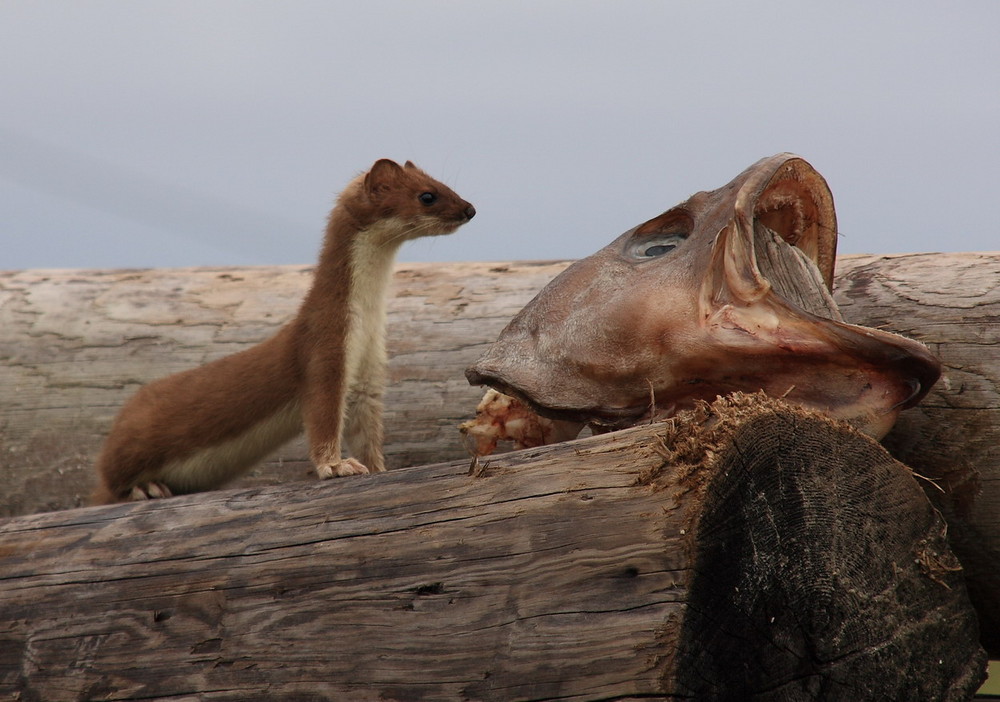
[464,204,476,220]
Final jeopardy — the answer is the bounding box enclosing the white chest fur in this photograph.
[344,218,408,394]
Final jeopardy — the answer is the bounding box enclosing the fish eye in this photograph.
[418,192,437,205]
[628,233,687,260]
[643,243,675,256]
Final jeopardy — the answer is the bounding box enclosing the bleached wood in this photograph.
[0,261,564,514]
[2,254,997,517]
[2,253,999,653]
[832,253,1000,654]
[0,399,985,700]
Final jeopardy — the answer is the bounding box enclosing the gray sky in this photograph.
[1,1,997,270]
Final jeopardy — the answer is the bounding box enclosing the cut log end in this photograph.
[660,395,987,698]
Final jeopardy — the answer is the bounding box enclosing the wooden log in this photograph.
[0,262,565,516]
[832,253,1000,655]
[0,396,986,701]
[2,253,999,654]
[1,254,996,516]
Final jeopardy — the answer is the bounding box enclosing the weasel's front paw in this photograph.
[128,482,173,500]
[316,458,370,480]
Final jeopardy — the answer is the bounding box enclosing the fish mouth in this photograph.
[464,367,653,429]
[467,339,939,438]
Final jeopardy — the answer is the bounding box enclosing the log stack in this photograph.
[1,252,998,698]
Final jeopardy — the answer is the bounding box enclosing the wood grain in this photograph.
[2,253,999,652]
[0,398,985,700]
[0,262,563,514]
[833,253,1000,654]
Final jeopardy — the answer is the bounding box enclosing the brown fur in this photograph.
[93,159,475,503]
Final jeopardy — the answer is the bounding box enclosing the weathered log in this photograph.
[2,253,999,654]
[0,262,566,516]
[0,396,986,700]
[833,253,1000,655]
[0,254,996,514]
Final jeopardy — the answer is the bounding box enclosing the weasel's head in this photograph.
[347,159,475,244]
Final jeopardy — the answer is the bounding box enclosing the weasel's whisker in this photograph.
[377,218,449,250]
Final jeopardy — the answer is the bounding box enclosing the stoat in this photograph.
[92,159,475,503]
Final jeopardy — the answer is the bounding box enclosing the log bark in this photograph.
[2,253,999,654]
[0,396,986,701]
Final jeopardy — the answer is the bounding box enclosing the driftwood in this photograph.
[834,253,1000,656]
[0,396,987,700]
[1,253,999,655]
[0,261,566,516]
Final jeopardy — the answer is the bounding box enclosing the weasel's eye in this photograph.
[627,233,687,260]
[418,192,437,205]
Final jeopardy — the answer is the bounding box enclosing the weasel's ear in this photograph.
[365,159,404,197]
[404,160,417,169]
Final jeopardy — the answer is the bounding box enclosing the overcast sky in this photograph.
[1,2,997,270]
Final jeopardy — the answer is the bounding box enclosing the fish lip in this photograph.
[465,367,647,428]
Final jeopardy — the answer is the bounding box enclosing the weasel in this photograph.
[92,159,475,503]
